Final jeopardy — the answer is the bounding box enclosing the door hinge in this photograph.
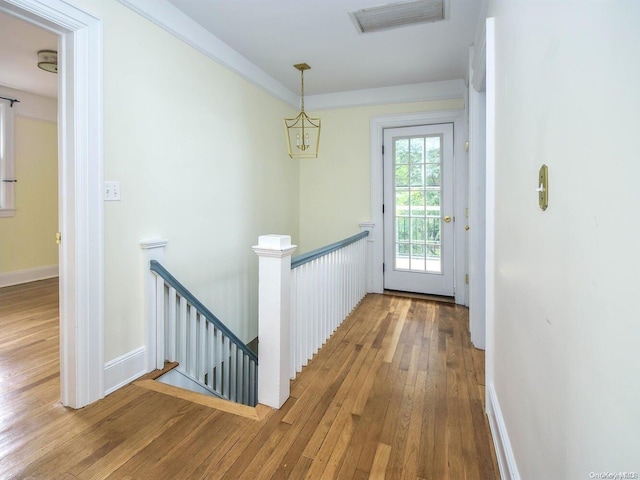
[56,232,61,244]
[464,140,469,152]
[465,274,469,284]
[383,263,385,273]
[382,204,385,214]
[382,145,385,155]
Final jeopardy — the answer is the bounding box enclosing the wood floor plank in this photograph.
[0,281,499,480]
[370,442,392,479]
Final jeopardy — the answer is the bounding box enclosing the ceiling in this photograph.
[0,10,58,98]
[166,0,483,95]
[0,0,483,100]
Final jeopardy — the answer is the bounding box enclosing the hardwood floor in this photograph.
[0,279,499,479]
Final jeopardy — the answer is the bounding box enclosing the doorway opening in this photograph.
[0,0,104,408]
[370,110,468,306]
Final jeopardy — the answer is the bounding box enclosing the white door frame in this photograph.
[1,0,104,408]
[468,43,488,349]
[370,109,468,305]
[484,17,496,391]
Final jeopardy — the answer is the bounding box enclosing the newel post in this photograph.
[253,235,297,409]
[140,239,168,372]
[359,222,375,293]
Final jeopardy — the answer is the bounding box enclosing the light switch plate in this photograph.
[104,181,121,201]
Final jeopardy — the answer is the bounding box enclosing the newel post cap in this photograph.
[257,234,292,249]
[253,235,297,257]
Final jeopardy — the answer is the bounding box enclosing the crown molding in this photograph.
[305,79,466,111]
[117,0,465,110]
[117,0,298,107]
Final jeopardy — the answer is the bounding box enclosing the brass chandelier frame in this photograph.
[284,63,321,159]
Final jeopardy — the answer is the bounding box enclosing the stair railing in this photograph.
[290,231,369,379]
[253,228,370,409]
[149,260,258,406]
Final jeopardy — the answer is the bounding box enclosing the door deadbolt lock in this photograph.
[444,216,452,223]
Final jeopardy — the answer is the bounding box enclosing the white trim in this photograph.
[116,1,465,111]
[104,346,147,395]
[306,79,466,111]
[471,0,488,93]
[0,97,16,215]
[487,383,521,480]
[369,108,467,304]
[1,0,105,409]
[468,41,488,349]
[140,238,169,250]
[0,264,58,287]
[251,246,297,258]
[485,17,496,388]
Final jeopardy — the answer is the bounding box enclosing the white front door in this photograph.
[383,123,455,296]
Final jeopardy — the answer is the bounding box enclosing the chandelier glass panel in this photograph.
[285,63,321,158]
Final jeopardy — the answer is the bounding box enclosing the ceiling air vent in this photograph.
[350,0,445,33]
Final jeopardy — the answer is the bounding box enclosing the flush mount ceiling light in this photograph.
[350,0,445,33]
[37,50,58,74]
[284,63,321,159]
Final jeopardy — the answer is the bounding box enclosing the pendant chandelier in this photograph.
[284,63,321,159]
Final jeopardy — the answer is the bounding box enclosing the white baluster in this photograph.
[207,324,214,389]
[243,355,249,405]
[223,336,230,397]
[167,287,177,362]
[290,268,297,379]
[215,328,222,394]
[301,263,308,369]
[188,307,197,377]
[312,258,319,355]
[155,276,165,370]
[178,296,187,369]
[333,250,338,332]
[230,343,237,402]
[198,313,206,383]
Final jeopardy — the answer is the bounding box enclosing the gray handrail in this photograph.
[149,260,258,363]
[291,231,369,269]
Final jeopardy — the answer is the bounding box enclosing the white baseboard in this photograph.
[0,265,59,288]
[486,383,521,480]
[104,346,148,395]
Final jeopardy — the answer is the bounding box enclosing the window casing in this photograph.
[0,98,16,217]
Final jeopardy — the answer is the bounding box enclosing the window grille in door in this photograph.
[393,134,443,273]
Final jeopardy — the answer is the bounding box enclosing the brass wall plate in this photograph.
[538,164,548,211]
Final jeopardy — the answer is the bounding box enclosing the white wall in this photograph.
[489,1,640,477]
[68,0,299,360]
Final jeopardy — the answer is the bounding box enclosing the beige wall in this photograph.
[0,116,58,273]
[68,0,300,359]
[490,1,640,477]
[298,98,464,253]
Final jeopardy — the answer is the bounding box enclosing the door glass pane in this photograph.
[393,134,442,273]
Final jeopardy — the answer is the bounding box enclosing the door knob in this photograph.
[444,216,452,223]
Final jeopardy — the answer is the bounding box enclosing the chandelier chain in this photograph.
[300,69,305,112]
